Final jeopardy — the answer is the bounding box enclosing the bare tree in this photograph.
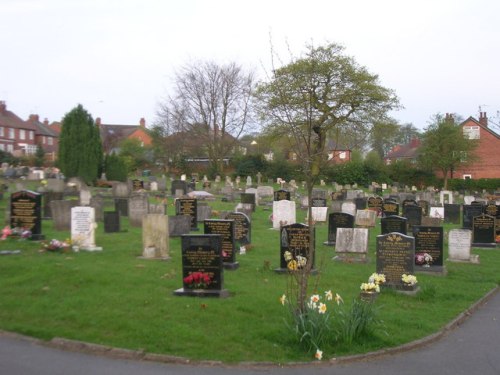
[156,61,256,175]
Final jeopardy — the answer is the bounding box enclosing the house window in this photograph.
[29,131,34,140]
[463,174,472,180]
[0,144,4,151]
[19,129,26,140]
[339,151,346,159]
[48,137,53,146]
[8,128,14,139]
[463,126,480,140]
[0,127,4,137]
[7,144,13,152]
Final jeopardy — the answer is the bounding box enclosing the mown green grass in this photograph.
[0,188,498,363]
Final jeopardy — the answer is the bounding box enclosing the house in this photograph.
[0,101,38,156]
[384,138,421,165]
[96,117,152,154]
[27,114,59,161]
[325,139,351,164]
[454,112,500,179]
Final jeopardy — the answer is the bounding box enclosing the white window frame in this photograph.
[8,128,14,139]
[0,127,4,137]
[19,129,26,140]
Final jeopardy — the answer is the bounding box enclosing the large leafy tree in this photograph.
[255,42,399,310]
[58,104,103,184]
[418,113,478,189]
[156,61,256,175]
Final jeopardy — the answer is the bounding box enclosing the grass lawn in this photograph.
[0,186,498,363]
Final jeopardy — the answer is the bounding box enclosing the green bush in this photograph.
[104,154,128,182]
[448,178,500,192]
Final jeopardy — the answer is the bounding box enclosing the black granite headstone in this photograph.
[277,223,315,272]
[367,196,383,213]
[382,200,399,217]
[103,211,121,233]
[174,234,228,297]
[472,214,496,248]
[204,219,238,269]
[274,189,291,201]
[376,233,415,289]
[354,197,367,210]
[171,180,188,196]
[10,190,44,240]
[381,215,408,235]
[403,205,422,229]
[240,193,256,211]
[176,198,198,230]
[444,204,461,224]
[324,212,354,245]
[224,212,251,246]
[463,204,484,229]
[114,198,129,217]
[412,226,444,270]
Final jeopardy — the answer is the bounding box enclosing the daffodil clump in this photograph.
[360,282,380,293]
[280,290,343,360]
[402,274,418,285]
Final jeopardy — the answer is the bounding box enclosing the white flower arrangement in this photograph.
[401,274,418,286]
[360,282,380,293]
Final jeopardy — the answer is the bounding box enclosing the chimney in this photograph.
[139,118,146,127]
[95,117,101,126]
[0,101,5,114]
[479,112,488,127]
[29,114,40,122]
[43,118,49,126]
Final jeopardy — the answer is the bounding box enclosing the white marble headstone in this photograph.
[272,200,296,229]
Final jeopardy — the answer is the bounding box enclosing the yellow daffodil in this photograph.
[287,260,298,271]
[310,294,320,303]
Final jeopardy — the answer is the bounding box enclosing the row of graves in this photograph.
[6,179,499,298]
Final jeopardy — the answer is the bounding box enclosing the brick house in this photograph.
[454,112,500,179]
[0,101,39,156]
[27,114,59,161]
[384,138,421,165]
[97,117,152,154]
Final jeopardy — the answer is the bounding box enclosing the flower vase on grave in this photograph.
[359,291,379,303]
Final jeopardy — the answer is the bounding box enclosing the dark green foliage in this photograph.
[104,154,128,182]
[232,154,267,177]
[34,144,45,167]
[58,104,103,185]
[0,150,18,165]
[264,156,299,181]
[387,160,439,188]
[448,178,500,192]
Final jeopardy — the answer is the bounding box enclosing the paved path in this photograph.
[1,288,499,375]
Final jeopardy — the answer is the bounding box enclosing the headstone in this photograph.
[274,189,291,201]
[175,198,198,231]
[148,203,166,215]
[381,215,407,235]
[174,234,229,297]
[354,209,377,228]
[197,204,213,222]
[354,197,367,210]
[311,197,327,207]
[246,176,252,187]
[71,206,101,251]
[240,193,256,211]
[324,211,355,246]
[79,188,92,206]
[403,205,422,229]
[341,201,356,217]
[382,200,399,217]
[429,206,444,219]
[103,211,120,233]
[257,186,274,199]
[311,189,327,200]
[223,212,251,246]
[141,214,169,259]
[51,200,79,231]
[463,196,475,205]
[132,179,144,191]
[310,206,328,222]
[417,200,430,217]
[277,223,315,272]
[171,180,187,196]
[114,198,129,217]
[168,215,192,237]
[472,214,496,248]
[376,233,415,289]
[128,194,149,227]
[413,226,444,272]
[150,181,158,192]
[89,195,104,222]
[43,191,64,219]
[10,190,44,240]
[448,229,476,263]
[112,182,130,198]
[462,204,484,229]
[444,204,461,224]
[334,228,369,262]
[421,217,443,227]
[46,178,65,193]
[439,190,453,205]
[367,196,383,215]
[235,203,253,217]
[204,219,238,269]
[272,200,296,229]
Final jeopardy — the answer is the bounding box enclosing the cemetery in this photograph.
[0,176,499,364]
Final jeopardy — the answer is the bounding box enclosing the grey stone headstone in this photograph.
[448,229,472,261]
[168,215,192,237]
[128,194,150,227]
[51,200,79,231]
[142,214,169,259]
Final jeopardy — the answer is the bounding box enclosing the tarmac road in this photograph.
[1,288,499,375]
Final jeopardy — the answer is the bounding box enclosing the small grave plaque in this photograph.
[277,223,315,273]
[174,234,228,297]
[325,212,354,245]
[204,219,238,269]
[376,233,415,289]
[104,211,121,233]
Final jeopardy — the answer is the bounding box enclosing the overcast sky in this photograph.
[1,0,499,132]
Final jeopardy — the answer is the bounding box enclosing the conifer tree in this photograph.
[58,104,103,184]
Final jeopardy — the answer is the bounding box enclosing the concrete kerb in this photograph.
[1,286,498,369]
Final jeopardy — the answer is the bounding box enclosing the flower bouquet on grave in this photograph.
[1,226,32,240]
[183,272,212,289]
[41,239,71,253]
[283,251,307,271]
[415,252,433,267]
[401,274,418,290]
